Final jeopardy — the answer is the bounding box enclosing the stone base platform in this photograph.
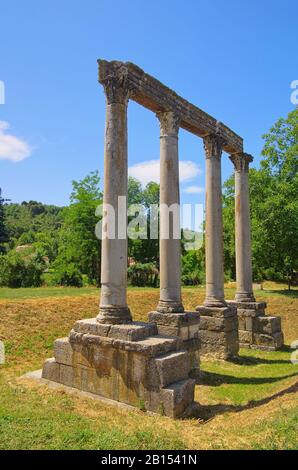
[148,311,200,379]
[195,305,239,360]
[41,319,196,418]
[228,301,284,351]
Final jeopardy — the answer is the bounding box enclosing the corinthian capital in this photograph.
[229,152,253,172]
[203,134,225,160]
[157,111,180,136]
[102,74,134,105]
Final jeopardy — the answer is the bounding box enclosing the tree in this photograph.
[222,108,298,287]
[0,247,46,288]
[54,171,103,285]
[0,188,9,254]
[127,179,160,266]
[256,108,298,287]
[4,201,63,248]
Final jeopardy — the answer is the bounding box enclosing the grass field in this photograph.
[0,283,298,450]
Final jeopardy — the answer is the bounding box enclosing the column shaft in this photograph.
[203,134,226,307]
[97,81,132,324]
[230,153,255,302]
[157,112,184,313]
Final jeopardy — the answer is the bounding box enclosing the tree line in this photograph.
[0,109,297,289]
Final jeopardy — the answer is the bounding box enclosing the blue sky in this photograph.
[0,0,297,214]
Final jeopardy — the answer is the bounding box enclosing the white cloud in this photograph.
[129,159,201,186]
[183,185,205,194]
[0,121,32,162]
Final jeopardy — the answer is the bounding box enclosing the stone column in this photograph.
[156,111,184,314]
[203,134,226,307]
[227,153,284,351]
[230,153,255,302]
[97,77,132,324]
[196,134,239,360]
[149,112,200,377]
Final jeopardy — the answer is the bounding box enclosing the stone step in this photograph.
[73,318,157,341]
[160,378,195,418]
[154,351,190,387]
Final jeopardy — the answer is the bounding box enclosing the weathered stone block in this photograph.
[188,324,200,339]
[230,300,267,311]
[238,330,253,344]
[148,310,200,377]
[255,316,282,335]
[155,351,189,387]
[108,322,157,341]
[196,306,235,318]
[253,331,284,350]
[42,318,196,418]
[199,328,239,359]
[148,311,199,327]
[228,299,284,351]
[237,308,264,317]
[199,315,237,333]
[42,358,60,382]
[160,378,195,418]
[54,338,73,366]
[59,364,75,388]
[73,318,111,336]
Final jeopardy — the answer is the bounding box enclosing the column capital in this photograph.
[229,152,253,172]
[203,133,225,160]
[102,74,134,105]
[156,111,180,137]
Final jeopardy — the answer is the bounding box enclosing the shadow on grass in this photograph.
[197,370,298,386]
[193,379,298,422]
[263,289,298,298]
[229,350,292,366]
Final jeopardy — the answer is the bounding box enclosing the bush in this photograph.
[181,269,204,286]
[52,263,83,287]
[128,263,158,287]
[181,250,205,286]
[0,248,45,287]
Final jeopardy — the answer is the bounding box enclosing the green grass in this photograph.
[252,406,298,450]
[0,286,297,449]
[0,281,296,301]
[0,286,99,300]
[200,347,298,408]
[0,285,163,300]
[0,375,185,450]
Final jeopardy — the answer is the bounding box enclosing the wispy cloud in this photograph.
[129,159,201,186]
[0,121,32,162]
[183,185,205,194]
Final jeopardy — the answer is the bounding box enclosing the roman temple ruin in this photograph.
[41,60,284,417]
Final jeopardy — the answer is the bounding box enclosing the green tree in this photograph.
[54,171,103,285]
[181,249,205,285]
[222,108,298,287]
[255,108,298,287]
[0,188,9,254]
[128,179,160,266]
[0,247,46,288]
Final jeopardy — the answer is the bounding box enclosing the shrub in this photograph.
[52,263,83,287]
[0,248,45,287]
[128,263,158,287]
[181,250,205,286]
